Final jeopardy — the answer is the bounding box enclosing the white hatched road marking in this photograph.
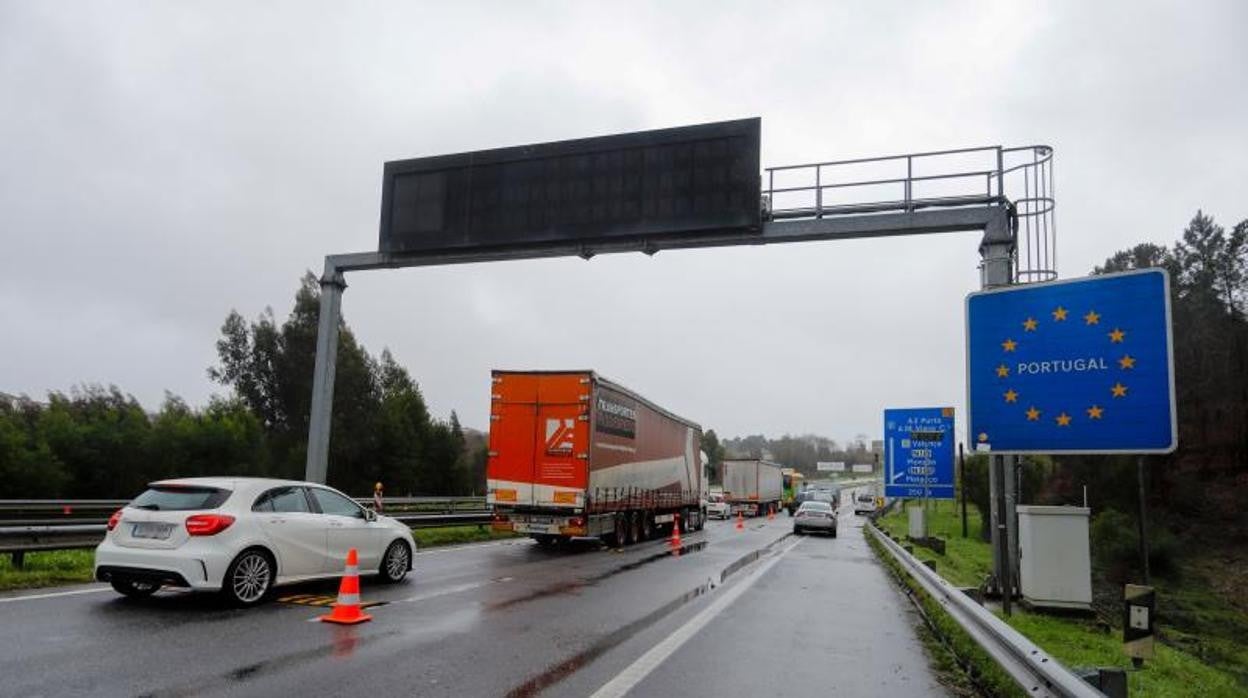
[589,537,803,698]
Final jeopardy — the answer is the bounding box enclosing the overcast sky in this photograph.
[2,1,1245,446]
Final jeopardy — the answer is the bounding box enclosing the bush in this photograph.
[1091,508,1178,582]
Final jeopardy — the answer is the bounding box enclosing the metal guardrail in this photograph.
[0,497,493,563]
[0,513,493,556]
[866,522,1102,698]
[0,496,485,514]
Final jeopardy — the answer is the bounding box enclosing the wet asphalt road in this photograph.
[0,490,945,697]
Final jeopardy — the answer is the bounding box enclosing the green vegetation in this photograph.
[875,504,1247,696]
[0,550,94,591]
[875,500,991,588]
[0,273,486,500]
[411,525,519,548]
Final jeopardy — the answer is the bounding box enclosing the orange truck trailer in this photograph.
[487,370,706,546]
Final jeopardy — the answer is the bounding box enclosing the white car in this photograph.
[706,493,731,519]
[853,492,877,515]
[94,477,417,606]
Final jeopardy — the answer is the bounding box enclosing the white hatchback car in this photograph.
[94,477,417,606]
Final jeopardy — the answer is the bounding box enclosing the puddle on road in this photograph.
[485,540,709,612]
[138,629,401,698]
[505,535,790,697]
[504,580,714,698]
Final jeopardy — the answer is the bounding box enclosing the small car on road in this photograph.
[94,477,417,606]
[853,492,877,515]
[706,492,731,519]
[792,500,837,537]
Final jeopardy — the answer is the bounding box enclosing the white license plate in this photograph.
[131,522,174,539]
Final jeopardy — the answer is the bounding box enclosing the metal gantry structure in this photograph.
[303,140,1055,605]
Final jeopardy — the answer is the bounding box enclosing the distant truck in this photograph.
[721,459,784,516]
[486,370,706,546]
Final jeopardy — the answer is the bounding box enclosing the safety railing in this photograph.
[763,144,1055,283]
[0,496,491,563]
[867,521,1101,697]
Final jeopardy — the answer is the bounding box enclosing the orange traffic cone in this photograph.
[767,506,775,521]
[735,511,745,531]
[320,548,372,625]
[670,514,682,548]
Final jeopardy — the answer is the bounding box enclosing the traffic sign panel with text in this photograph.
[967,269,1176,454]
[884,407,955,499]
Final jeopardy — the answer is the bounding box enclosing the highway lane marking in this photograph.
[0,586,110,604]
[589,536,804,698]
[402,576,513,604]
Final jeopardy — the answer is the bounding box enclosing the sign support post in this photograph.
[1137,455,1150,585]
[306,263,345,486]
[959,442,968,539]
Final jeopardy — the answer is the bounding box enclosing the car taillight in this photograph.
[107,509,123,531]
[185,514,235,536]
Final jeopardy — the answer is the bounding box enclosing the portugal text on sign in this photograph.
[966,269,1176,454]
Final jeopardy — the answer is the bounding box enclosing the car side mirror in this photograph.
[363,508,377,522]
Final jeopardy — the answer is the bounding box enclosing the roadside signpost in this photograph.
[966,268,1176,455]
[1123,584,1156,665]
[883,407,955,499]
[967,268,1176,618]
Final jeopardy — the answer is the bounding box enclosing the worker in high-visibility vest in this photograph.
[373,481,384,512]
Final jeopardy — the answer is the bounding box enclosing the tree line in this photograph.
[958,211,1247,578]
[711,432,877,481]
[0,273,484,499]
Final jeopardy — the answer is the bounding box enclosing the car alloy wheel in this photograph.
[226,550,272,606]
[381,540,411,583]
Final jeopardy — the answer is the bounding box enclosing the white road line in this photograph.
[0,586,110,604]
[589,537,804,698]
[402,576,511,604]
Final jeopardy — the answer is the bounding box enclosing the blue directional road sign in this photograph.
[884,408,955,499]
[966,268,1176,454]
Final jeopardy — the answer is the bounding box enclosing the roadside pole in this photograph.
[959,442,968,539]
[994,454,1013,615]
[980,197,1015,608]
[1137,455,1151,585]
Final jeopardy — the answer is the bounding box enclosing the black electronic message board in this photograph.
[379,118,761,254]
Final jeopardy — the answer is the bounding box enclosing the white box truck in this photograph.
[721,459,783,516]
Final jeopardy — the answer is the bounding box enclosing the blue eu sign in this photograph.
[966,268,1176,454]
[884,408,955,499]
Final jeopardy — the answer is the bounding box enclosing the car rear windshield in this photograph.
[130,485,231,511]
[800,502,832,512]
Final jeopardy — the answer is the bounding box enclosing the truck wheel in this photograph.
[629,512,642,545]
[611,514,628,547]
[534,535,557,547]
[641,513,655,541]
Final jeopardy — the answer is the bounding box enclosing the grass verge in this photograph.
[873,502,1245,696]
[411,524,520,548]
[0,525,520,592]
[0,550,95,591]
